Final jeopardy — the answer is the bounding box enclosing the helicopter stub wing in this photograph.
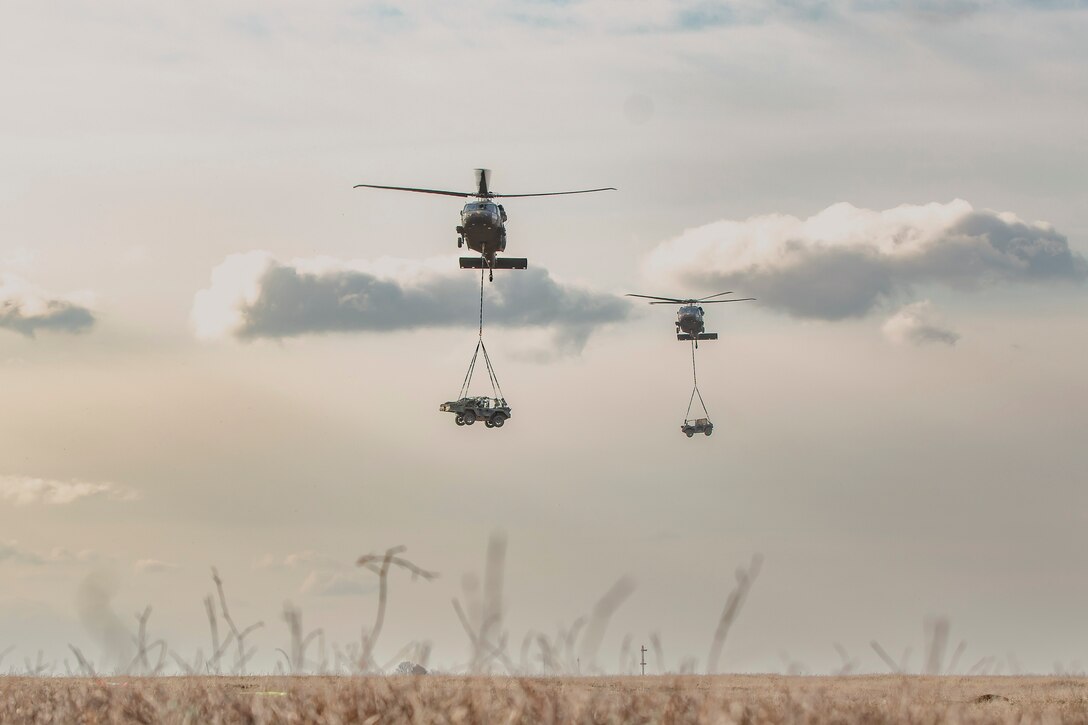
[678,333,719,341]
[458,257,528,270]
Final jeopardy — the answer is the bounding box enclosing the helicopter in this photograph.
[354,169,615,281]
[626,292,755,347]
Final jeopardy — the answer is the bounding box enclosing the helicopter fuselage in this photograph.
[676,305,707,338]
[457,200,508,264]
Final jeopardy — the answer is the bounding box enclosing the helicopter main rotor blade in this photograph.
[490,187,617,198]
[353,184,472,198]
[697,291,735,301]
[626,293,687,303]
[701,298,756,303]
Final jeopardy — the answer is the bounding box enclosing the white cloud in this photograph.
[253,550,346,571]
[191,251,276,341]
[49,548,102,564]
[299,570,375,597]
[0,541,44,566]
[0,274,96,337]
[0,476,138,506]
[0,541,100,566]
[645,200,1086,320]
[192,253,631,351]
[134,559,180,574]
[883,301,961,346]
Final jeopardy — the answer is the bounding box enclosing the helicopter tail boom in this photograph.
[475,168,492,197]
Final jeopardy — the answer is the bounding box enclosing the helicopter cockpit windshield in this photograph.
[464,202,498,217]
[679,304,702,318]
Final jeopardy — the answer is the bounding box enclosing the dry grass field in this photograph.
[2,675,1087,724]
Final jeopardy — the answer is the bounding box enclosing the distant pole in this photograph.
[641,645,647,675]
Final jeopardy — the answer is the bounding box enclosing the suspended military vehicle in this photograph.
[681,418,714,437]
[626,291,755,347]
[440,267,512,429]
[354,169,616,281]
[440,396,511,428]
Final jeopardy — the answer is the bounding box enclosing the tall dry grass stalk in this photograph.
[356,545,438,672]
[706,554,762,674]
[12,531,1030,683]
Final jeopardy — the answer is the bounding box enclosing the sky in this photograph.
[1,0,1087,676]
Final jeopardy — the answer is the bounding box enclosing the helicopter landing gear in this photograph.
[457,237,463,248]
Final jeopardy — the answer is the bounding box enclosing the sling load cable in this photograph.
[684,339,710,421]
[458,267,505,402]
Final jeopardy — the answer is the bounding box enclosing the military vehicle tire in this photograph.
[685,431,694,438]
[490,413,506,427]
[704,428,713,436]
[455,414,465,426]
[463,410,476,425]
[485,421,494,428]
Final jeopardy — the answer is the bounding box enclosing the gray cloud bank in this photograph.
[193,253,631,350]
[646,200,1087,320]
[0,276,95,337]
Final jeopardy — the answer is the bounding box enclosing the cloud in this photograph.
[192,253,631,352]
[134,559,180,574]
[253,550,346,571]
[0,541,100,566]
[0,274,95,337]
[258,552,370,596]
[883,301,961,346]
[300,570,375,597]
[645,200,1087,320]
[0,476,138,506]
[0,541,45,566]
[503,0,1069,34]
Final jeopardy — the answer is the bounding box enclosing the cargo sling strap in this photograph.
[685,339,709,421]
[458,268,505,401]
